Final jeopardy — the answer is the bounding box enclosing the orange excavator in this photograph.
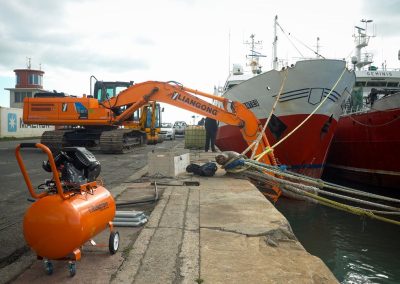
[26,80,161,153]
[23,80,276,166]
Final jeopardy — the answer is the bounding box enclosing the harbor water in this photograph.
[275,184,400,284]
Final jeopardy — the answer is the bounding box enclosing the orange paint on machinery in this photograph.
[23,185,115,260]
[23,80,280,197]
[15,143,119,276]
[23,97,113,126]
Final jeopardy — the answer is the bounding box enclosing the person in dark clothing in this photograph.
[204,117,218,152]
[197,117,205,126]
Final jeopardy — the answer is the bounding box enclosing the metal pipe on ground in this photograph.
[113,220,148,227]
[114,217,147,222]
[113,210,148,227]
[115,211,146,218]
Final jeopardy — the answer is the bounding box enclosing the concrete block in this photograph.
[148,149,190,177]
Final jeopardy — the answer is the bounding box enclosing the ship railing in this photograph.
[342,101,370,115]
[360,53,374,64]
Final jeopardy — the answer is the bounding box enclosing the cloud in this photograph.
[0,0,149,73]
[134,36,156,46]
[0,1,62,29]
[361,0,400,17]
[360,0,400,37]
[40,47,149,72]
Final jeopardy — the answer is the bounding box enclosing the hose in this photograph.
[115,181,159,208]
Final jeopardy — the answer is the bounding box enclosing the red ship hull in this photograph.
[216,114,338,178]
[324,108,400,189]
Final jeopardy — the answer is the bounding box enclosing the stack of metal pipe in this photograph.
[113,211,148,227]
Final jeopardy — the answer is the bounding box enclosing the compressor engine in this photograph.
[42,147,101,189]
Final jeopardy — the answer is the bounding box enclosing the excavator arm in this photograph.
[106,81,276,166]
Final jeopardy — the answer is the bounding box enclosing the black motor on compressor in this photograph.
[42,147,101,188]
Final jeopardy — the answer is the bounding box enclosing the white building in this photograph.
[1,65,54,138]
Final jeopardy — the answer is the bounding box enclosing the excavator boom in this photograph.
[106,81,276,166]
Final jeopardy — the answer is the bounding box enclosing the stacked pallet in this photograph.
[184,126,206,149]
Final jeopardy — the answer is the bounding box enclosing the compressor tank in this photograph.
[23,186,115,259]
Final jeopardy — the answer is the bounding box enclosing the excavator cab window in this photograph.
[145,107,153,128]
[95,87,112,102]
[144,103,161,128]
[105,87,115,99]
[133,109,141,122]
[155,104,161,128]
[97,86,116,102]
[94,81,132,103]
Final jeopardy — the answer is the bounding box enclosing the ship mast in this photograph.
[272,15,278,70]
[244,34,264,75]
[353,19,375,70]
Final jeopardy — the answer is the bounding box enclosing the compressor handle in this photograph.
[19,143,37,148]
[15,143,69,200]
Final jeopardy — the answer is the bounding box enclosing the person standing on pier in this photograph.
[197,117,205,126]
[204,117,218,152]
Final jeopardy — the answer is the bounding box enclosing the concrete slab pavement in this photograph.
[8,149,338,283]
[112,151,338,284]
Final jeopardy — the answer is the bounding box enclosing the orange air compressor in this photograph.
[15,143,120,277]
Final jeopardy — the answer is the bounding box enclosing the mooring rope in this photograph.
[299,190,400,226]
[245,159,400,204]
[244,161,400,212]
[219,153,400,226]
[348,113,400,128]
[241,68,289,158]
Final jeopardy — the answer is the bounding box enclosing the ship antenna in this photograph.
[26,57,31,69]
[228,29,231,75]
[272,15,278,70]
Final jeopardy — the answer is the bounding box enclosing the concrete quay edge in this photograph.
[114,152,338,284]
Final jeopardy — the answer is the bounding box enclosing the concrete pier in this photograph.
[10,150,337,283]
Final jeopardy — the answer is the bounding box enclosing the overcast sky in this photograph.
[0,0,399,123]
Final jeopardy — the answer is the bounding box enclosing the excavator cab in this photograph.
[93,81,134,102]
[93,80,135,119]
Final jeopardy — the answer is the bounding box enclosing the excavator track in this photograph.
[41,128,146,154]
[99,129,147,154]
[40,130,71,152]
